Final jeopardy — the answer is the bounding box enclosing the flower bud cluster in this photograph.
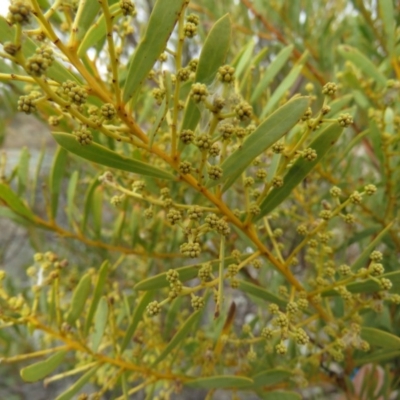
[74,127,93,145]
[26,46,54,77]
[61,80,88,105]
[120,0,136,16]
[217,65,235,83]
[7,1,31,25]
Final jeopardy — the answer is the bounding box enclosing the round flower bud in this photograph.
[215,219,230,236]
[370,250,383,262]
[364,184,377,195]
[272,142,285,154]
[297,225,308,236]
[74,128,93,145]
[255,169,267,180]
[349,191,362,204]
[186,14,200,25]
[166,209,182,225]
[188,58,198,72]
[177,67,191,82]
[187,205,202,220]
[275,342,287,355]
[272,176,284,188]
[190,83,208,102]
[302,148,317,162]
[338,264,351,276]
[337,113,353,127]
[294,328,309,345]
[179,161,192,175]
[183,22,197,38]
[146,301,161,316]
[369,263,384,276]
[219,123,235,140]
[322,82,338,96]
[166,269,180,283]
[195,134,212,150]
[319,210,332,220]
[209,143,221,157]
[101,103,116,120]
[198,263,212,282]
[217,65,235,83]
[249,203,260,216]
[234,101,252,121]
[17,94,36,114]
[120,0,136,16]
[7,1,31,25]
[208,165,223,180]
[378,278,392,290]
[261,327,273,339]
[180,242,201,258]
[179,129,195,144]
[191,295,205,310]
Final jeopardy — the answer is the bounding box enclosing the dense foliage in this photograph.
[0,0,400,399]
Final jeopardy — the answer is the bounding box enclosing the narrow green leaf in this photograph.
[322,270,400,297]
[20,350,67,382]
[74,1,101,42]
[81,175,100,234]
[360,327,400,350]
[17,147,30,196]
[121,291,154,352]
[152,311,201,366]
[84,261,109,336]
[215,97,309,191]
[338,45,387,88]
[257,122,344,219]
[67,170,79,224]
[258,391,301,400]
[66,273,92,325]
[379,0,396,55]
[49,147,68,220]
[195,14,232,84]
[250,368,293,388]
[123,0,188,102]
[260,63,305,119]
[78,3,121,56]
[55,365,100,400]
[31,144,46,206]
[0,183,34,220]
[91,297,108,352]
[369,120,384,168]
[112,211,126,244]
[181,14,231,131]
[239,47,269,92]
[53,132,174,180]
[251,44,294,103]
[355,349,400,366]
[235,40,256,78]
[184,375,253,389]
[239,280,287,308]
[92,186,103,238]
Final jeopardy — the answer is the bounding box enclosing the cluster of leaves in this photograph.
[0,0,400,399]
